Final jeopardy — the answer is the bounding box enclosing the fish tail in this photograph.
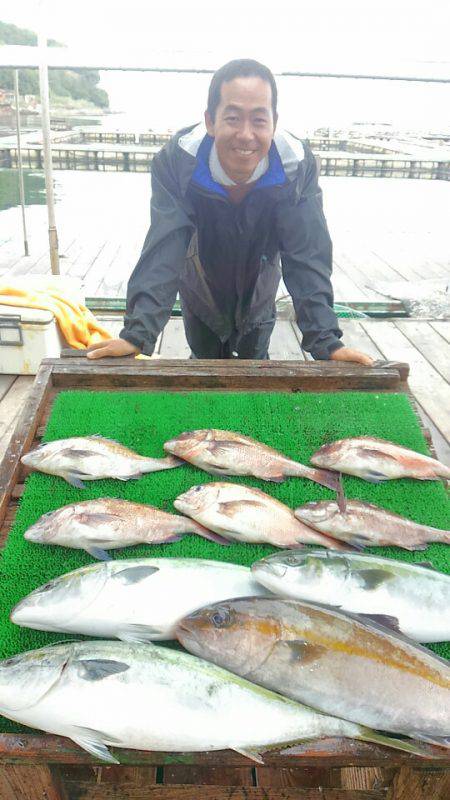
[431,530,450,545]
[358,728,446,759]
[188,520,229,544]
[142,456,183,473]
[287,463,341,492]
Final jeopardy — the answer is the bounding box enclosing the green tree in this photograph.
[0,20,109,109]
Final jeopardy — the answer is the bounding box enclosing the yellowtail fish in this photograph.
[177,596,450,746]
[11,558,268,641]
[21,436,181,488]
[252,550,450,642]
[0,641,436,764]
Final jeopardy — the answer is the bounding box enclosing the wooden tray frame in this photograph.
[1,357,449,799]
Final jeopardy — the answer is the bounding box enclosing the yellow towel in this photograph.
[0,281,112,349]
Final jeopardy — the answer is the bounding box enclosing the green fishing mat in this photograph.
[0,390,449,733]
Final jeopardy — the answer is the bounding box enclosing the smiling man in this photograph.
[88,59,372,364]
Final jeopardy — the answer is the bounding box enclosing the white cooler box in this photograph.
[0,305,65,374]
[0,277,85,375]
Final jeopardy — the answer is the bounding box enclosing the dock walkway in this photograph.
[0,177,449,465]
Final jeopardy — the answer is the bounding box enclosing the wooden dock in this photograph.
[1,176,449,464]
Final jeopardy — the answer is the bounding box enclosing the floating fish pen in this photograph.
[1,142,449,179]
[62,130,173,146]
[0,357,449,798]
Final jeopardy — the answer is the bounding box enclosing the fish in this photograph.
[251,550,450,642]
[23,497,225,560]
[10,558,269,642]
[164,429,340,491]
[0,641,436,764]
[176,596,450,746]
[310,436,450,482]
[294,500,450,550]
[174,482,349,550]
[21,436,182,488]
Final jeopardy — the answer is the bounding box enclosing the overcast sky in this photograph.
[2,0,449,73]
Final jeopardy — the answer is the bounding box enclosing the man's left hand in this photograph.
[330,347,374,366]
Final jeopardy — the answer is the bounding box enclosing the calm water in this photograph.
[1,74,449,254]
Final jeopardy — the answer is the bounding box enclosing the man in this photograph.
[88,59,372,364]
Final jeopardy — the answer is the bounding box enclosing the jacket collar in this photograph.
[177,122,305,197]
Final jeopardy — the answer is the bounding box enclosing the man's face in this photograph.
[205,76,277,184]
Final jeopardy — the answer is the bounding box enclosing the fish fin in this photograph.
[65,472,87,489]
[118,624,162,643]
[357,613,401,633]
[358,729,445,758]
[77,659,130,681]
[309,468,342,492]
[71,726,121,764]
[78,512,121,526]
[194,529,232,545]
[208,440,251,453]
[260,473,285,484]
[364,470,390,483]
[217,500,264,518]
[277,640,327,664]
[86,546,112,561]
[416,561,436,569]
[231,747,265,765]
[112,565,159,584]
[356,568,395,590]
[60,448,98,459]
[358,447,398,461]
[336,475,347,512]
[161,533,184,544]
[117,473,142,481]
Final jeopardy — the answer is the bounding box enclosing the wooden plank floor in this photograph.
[1,317,449,466]
[1,178,449,302]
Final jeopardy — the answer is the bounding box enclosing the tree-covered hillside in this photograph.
[0,20,109,109]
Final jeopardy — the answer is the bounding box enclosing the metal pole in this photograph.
[13,69,29,256]
[37,4,59,274]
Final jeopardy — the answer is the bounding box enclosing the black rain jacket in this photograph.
[120,123,343,359]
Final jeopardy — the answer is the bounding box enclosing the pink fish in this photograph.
[311,437,450,482]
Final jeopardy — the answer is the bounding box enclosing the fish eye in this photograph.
[38,581,56,593]
[285,555,300,566]
[210,607,232,628]
[193,485,204,493]
[3,655,20,667]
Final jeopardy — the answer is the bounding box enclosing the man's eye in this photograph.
[254,118,267,125]
[225,116,239,123]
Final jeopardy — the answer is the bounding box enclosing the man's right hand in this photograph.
[86,338,140,359]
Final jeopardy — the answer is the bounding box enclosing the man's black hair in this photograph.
[207,59,278,122]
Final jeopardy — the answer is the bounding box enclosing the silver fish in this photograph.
[177,596,450,745]
[11,558,268,641]
[251,550,450,642]
[0,641,434,764]
[174,482,350,550]
[311,436,450,482]
[164,429,340,491]
[23,497,224,560]
[21,436,181,488]
[294,500,450,550]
